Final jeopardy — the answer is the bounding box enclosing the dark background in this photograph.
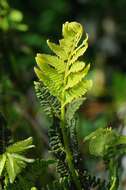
[0,0,126,188]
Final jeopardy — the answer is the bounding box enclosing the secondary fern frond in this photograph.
[84,127,126,159]
[34,21,92,107]
[48,118,69,178]
[0,137,35,184]
[84,127,118,157]
[34,81,60,118]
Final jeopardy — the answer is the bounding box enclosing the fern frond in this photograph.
[6,153,27,183]
[84,127,118,157]
[49,119,66,160]
[34,81,60,118]
[48,118,71,179]
[34,21,92,107]
[0,137,34,184]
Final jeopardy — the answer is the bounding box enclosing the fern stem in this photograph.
[60,105,82,190]
[108,160,119,190]
[60,43,82,190]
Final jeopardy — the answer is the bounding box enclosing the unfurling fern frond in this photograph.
[34,21,92,107]
[34,81,60,118]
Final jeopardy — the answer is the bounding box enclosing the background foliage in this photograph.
[0,0,126,189]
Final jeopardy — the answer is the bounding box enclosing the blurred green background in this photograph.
[0,0,126,189]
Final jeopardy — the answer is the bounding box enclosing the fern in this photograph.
[34,81,60,118]
[84,127,126,158]
[34,21,104,190]
[34,21,92,108]
[0,137,35,185]
[34,21,126,190]
[84,127,126,190]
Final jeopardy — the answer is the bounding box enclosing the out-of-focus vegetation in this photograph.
[0,0,126,189]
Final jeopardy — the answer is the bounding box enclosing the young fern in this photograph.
[84,127,126,190]
[84,127,126,158]
[0,137,35,185]
[34,21,92,190]
[0,113,35,188]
